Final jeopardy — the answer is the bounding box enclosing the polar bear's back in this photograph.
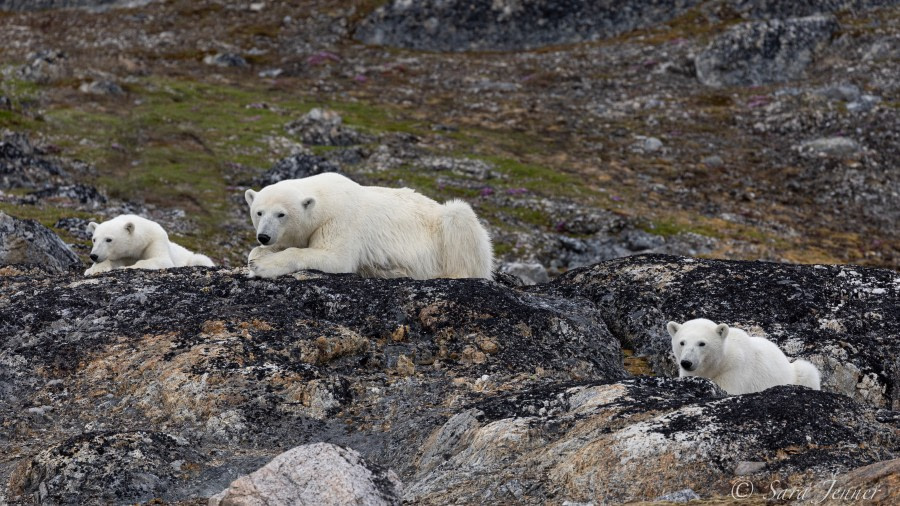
[718,328,798,393]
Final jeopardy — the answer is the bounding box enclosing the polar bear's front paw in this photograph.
[84,263,111,276]
[248,245,276,263]
[249,253,297,279]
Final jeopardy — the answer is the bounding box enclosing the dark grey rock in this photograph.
[0,132,71,190]
[728,0,900,20]
[499,261,550,285]
[203,53,248,68]
[251,153,341,187]
[12,431,200,505]
[78,79,125,95]
[695,15,839,87]
[356,0,703,52]
[29,184,107,207]
[0,212,81,273]
[285,108,367,146]
[19,50,69,83]
[0,0,145,10]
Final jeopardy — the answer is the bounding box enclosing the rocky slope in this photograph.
[0,252,898,504]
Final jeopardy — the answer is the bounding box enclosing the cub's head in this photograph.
[245,184,317,248]
[667,318,729,377]
[86,217,138,263]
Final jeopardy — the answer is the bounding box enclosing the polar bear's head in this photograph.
[86,215,143,263]
[667,318,729,377]
[245,182,318,248]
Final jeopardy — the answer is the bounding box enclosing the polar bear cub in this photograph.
[244,172,493,279]
[84,214,214,275]
[667,318,821,395]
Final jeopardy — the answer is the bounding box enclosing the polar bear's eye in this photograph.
[699,342,706,347]
[277,213,285,218]
[257,211,262,216]
[680,341,685,346]
[105,238,112,243]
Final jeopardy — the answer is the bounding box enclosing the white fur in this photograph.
[244,173,494,279]
[667,318,821,395]
[84,214,214,276]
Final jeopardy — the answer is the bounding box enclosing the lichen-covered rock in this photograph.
[209,443,402,506]
[542,254,900,409]
[9,431,200,505]
[355,0,703,52]
[695,15,839,87]
[405,378,898,504]
[798,458,900,505]
[0,212,81,273]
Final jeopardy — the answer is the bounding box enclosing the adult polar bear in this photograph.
[668,318,821,395]
[244,173,494,279]
[84,214,214,275]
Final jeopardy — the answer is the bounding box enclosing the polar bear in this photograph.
[244,173,493,279]
[84,214,214,275]
[667,318,821,395]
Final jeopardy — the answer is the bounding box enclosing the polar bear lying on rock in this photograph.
[667,318,821,395]
[244,173,493,279]
[84,214,214,275]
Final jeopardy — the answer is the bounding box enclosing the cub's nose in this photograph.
[680,360,694,371]
[257,234,271,245]
[90,254,99,262]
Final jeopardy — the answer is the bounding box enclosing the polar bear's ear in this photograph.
[87,222,99,234]
[124,221,135,234]
[666,321,681,337]
[715,323,730,339]
[245,189,257,207]
[302,197,315,210]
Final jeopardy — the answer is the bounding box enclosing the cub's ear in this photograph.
[715,323,730,339]
[87,222,99,234]
[124,221,135,234]
[302,197,315,210]
[245,189,257,207]
[666,321,681,337]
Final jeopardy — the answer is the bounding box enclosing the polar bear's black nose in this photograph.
[680,360,694,371]
[90,254,99,262]
[257,234,270,245]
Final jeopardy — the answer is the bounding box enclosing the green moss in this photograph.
[0,203,97,248]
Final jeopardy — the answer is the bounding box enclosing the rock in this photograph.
[356,0,704,52]
[0,211,81,273]
[53,217,92,240]
[404,379,897,504]
[695,15,839,87]
[499,261,550,285]
[632,136,664,153]
[19,50,69,83]
[542,254,900,409]
[0,131,73,190]
[653,488,701,502]
[10,431,199,504]
[208,443,402,506]
[204,53,249,68]
[701,155,724,168]
[728,0,898,20]
[795,137,862,157]
[814,82,862,102]
[78,79,125,95]
[734,460,767,475]
[251,153,341,186]
[0,0,152,11]
[29,183,108,207]
[797,458,900,505]
[284,108,366,146]
[418,156,500,180]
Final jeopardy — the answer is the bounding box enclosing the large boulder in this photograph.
[695,15,839,87]
[542,254,900,409]
[355,0,703,52]
[0,212,81,273]
[209,443,402,506]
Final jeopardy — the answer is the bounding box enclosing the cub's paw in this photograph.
[248,253,296,279]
